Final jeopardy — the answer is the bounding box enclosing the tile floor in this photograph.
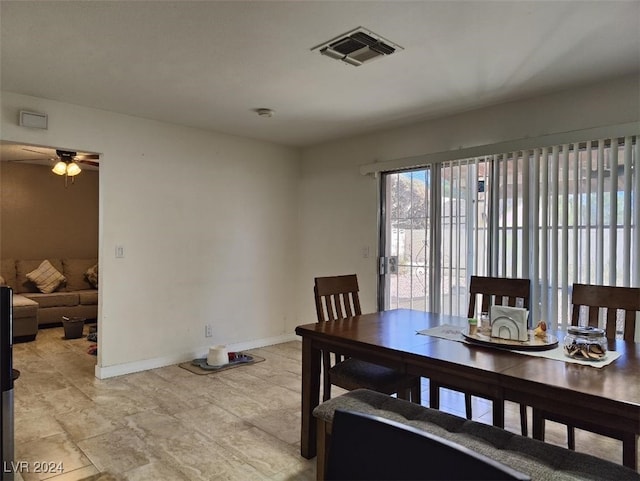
[11,325,633,480]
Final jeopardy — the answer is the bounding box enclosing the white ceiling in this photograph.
[1,1,639,148]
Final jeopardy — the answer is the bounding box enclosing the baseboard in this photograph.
[94,332,299,379]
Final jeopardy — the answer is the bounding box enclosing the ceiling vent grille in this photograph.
[312,27,403,67]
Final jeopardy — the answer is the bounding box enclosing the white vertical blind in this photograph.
[382,134,638,331]
[446,135,637,329]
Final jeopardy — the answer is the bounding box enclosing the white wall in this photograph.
[1,92,301,377]
[297,74,640,325]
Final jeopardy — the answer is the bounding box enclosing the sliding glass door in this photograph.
[379,136,638,333]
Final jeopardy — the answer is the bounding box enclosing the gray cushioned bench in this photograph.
[313,389,640,481]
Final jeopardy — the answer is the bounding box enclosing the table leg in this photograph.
[301,336,321,459]
[621,434,638,471]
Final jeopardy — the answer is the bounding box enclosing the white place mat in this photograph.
[417,324,621,368]
[417,324,465,341]
[513,345,621,368]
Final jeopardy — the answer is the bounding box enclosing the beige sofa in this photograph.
[0,258,98,342]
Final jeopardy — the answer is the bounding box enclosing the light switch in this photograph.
[115,245,125,258]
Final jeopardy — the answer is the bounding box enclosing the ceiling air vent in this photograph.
[312,27,403,67]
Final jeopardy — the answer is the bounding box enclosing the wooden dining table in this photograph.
[295,309,640,470]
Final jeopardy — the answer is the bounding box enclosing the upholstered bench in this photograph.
[313,389,640,481]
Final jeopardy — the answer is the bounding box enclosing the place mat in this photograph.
[417,324,620,368]
[513,346,621,368]
[416,324,465,341]
[178,354,265,375]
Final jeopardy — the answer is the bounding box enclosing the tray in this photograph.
[191,353,254,370]
[462,328,558,351]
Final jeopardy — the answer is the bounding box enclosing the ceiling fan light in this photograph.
[52,161,67,175]
[66,162,82,176]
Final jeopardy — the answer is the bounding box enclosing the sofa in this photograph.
[313,389,640,481]
[0,258,98,342]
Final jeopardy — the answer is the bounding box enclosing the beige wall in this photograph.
[0,162,98,260]
[1,91,300,378]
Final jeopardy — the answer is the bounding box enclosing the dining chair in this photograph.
[314,274,421,403]
[429,275,531,435]
[533,283,640,451]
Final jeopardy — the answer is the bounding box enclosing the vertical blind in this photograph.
[439,135,639,331]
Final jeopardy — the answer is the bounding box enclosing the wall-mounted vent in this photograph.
[312,27,403,67]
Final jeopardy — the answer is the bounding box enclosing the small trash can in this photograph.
[62,316,85,339]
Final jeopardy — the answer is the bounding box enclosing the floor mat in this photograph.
[178,354,265,375]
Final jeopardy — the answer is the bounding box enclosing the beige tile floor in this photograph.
[11,326,633,480]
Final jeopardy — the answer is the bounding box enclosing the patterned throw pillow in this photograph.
[26,260,66,293]
[85,263,98,289]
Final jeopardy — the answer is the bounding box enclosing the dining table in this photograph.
[295,309,640,470]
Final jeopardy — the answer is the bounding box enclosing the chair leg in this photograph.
[323,375,331,402]
[532,408,545,442]
[464,393,472,420]
[567,425,576,450]
[519,404,528,437]
[429,382,440,409]
[411,379,422,405]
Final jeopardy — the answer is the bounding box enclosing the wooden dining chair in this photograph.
[314,274,421,403]
[429,275,531,435]
[533,283,640,453]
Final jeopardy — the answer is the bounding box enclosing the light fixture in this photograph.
[65,162,82,176]
[52,161,68,175]
[51,160,82,177]
[51,150,84,187]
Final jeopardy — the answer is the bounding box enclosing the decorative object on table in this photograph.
[462,327,558,351]
[62,316,85,339]
[178,353,265,375]
[479,312,491,331]
[467,318,478,336]
[207,344,228,367]
[563,326,607,360]
[533,321,547,338]
[490,305,529,341]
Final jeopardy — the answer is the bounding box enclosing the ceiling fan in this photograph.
[19,148,99,186]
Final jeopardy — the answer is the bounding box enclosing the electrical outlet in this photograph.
[205,324,213,337]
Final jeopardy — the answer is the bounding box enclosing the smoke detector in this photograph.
[256,108,274,118]
[311,27,403,67]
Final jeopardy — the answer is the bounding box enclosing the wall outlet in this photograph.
[205,324,213,337]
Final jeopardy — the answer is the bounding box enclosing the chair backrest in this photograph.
[326,409,530,481]
[467,276,531,319]
[571,283,640,340]
[314,274,362,322]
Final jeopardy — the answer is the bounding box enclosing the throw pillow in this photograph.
[26,260,66,294]
[0,276,5,286]
[85,263,98,289]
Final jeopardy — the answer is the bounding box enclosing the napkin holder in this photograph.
[490,306,529,341]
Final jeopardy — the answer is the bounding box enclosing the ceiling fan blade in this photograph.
[9,158,54,162]
[78,160,100,167]
[74,154,100,161]
[22,147,51,156]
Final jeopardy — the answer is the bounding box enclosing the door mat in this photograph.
[178,354,265,375]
